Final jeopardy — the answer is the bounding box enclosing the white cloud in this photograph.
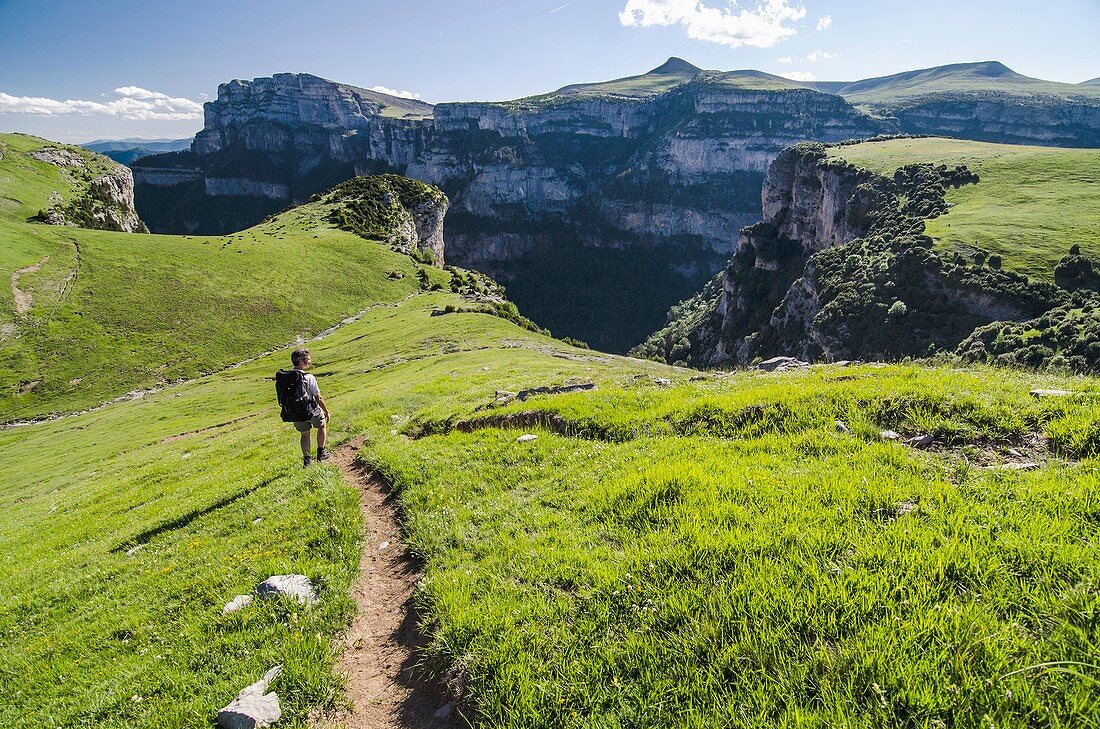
[778,50,837,64]
[780,71,816,82]
[368,85,422,100]
[619,0,807,49]
[816,15,831,30]
[0,87,203,121]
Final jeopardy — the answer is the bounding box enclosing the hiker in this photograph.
[276,348,332,467]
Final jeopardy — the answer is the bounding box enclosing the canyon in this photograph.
[134,59,1100,351]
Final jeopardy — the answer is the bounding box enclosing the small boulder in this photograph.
[217,666,282,729]
[516,434,538,443]
[756,356,809,372]
[904,434,935,448]
[222,595,254,614]
[256,575,317,606]
[835,420,850,434]
[653,378,673,387]
[1030,389,1073,398]
[880,430,901,441]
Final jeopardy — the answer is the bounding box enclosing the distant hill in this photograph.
[542,57,808,103]
[809,61,1100,146]
[824,61,1100,103]
[1083,77,1100,87]
[81,137,193,165]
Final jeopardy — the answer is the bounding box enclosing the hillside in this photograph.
[833,61,1100,103]
[638,137,1100,372]
[2,133,1099,727]
[0,133,447,421]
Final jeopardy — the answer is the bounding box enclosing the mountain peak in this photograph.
[649,57,701,76]
[967,60,1015,77]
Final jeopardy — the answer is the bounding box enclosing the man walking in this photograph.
[287,348,331,467]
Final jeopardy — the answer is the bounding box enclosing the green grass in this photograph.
[0,133,432,420]
[0,289,672,727]
[830,138,1100,282]
[4,282,1098,726]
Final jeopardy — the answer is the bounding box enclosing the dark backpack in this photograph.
[275,369,319,422]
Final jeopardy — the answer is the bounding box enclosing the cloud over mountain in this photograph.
[619,0,807,48]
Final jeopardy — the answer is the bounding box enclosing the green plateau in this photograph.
[829,137,1100,282]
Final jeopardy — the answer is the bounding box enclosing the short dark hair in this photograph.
[291,349,311,366]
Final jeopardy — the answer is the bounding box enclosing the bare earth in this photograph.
[321,437,460,729]
[11,255,49,315]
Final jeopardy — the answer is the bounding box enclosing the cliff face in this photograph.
[134,69,892,351]
[637,143,1070,367]
[873,94,1100,147]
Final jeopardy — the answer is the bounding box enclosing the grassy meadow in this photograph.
[831,138,1100,283]
[1,133,1098,727]
[0,133,427,421]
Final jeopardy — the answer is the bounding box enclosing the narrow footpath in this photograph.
[323,437,459,729]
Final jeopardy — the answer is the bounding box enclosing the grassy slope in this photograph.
[0,133,427,421]
[0,289,674,727]
[830,138,1100,282]
[2,282,1098,726]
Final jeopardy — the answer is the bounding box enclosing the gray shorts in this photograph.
[293,413,326,432]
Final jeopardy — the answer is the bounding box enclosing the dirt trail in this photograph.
[322,437,459,729]
[11,255,49,314]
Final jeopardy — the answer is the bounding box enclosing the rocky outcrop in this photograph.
[881,94,1100,148]
[32,145,145,233]
[638,141,1073,368]
[323,174,448,266]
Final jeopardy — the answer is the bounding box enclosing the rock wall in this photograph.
[879,94,1100,148]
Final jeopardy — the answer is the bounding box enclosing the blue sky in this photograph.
[1,0,1098,142]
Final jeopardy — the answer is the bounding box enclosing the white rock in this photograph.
[256,574,317,606]
[998,462,1041,472]
[217,666,282,729]
[904,434,935,448]
[756,356,809,372]
[653,378,673,386]
[223,595,254,614]
[880,430,901,441]
[378,541,390,551]
[835,420,850,434]
[1030,389,1073,398]
[516,434,538,443]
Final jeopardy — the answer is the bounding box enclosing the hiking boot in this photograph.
[303,454,312,468]
[317,448,333,462]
